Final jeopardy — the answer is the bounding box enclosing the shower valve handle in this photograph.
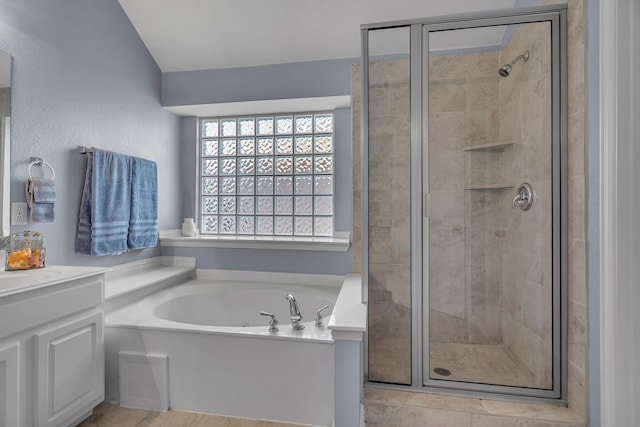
[259,311,279,333]
[512,183,534,211]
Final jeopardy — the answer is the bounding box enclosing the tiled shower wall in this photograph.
[498,21,554,389]
[352,59,413,384]
[428,51,503,345]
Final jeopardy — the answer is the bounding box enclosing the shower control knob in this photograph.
[512,183,534,211]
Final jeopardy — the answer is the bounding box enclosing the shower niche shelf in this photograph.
[462,141,514,152]
[464,184,513,190]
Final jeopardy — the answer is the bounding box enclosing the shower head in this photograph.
[498,50,530,77]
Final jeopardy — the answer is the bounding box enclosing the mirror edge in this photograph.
[0,51,10,237]
[1,116,9,236]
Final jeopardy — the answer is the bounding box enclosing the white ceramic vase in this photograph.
[181,218,197,237]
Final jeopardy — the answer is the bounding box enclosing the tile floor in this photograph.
[430,342,540,388]
[364,387,584,427]
[76,402,307,427]
[79,346,547,427]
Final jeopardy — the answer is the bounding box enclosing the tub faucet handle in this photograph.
[259,311,279,333]
[315,305,330,327]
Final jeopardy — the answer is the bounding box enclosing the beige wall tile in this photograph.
[430,78,468,112]
[365,402,472,427]
[568,301,587,371]
[429,111,472,149]
[568,238,586,305]
[367,226,391,264]
[365,387,487,412]
[471,414,582,427]
[368,336,412,384]
[430,309,470,343]
[567,110,585,178]
[568,174,586,241]
[567,361,586,421]
[481,399,582,423]
[367,190,393,227]
[468,77,500,111]
[390,224,411,264]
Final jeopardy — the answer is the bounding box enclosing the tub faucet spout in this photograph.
[285,294,305,330]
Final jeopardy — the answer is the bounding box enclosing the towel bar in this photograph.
[78,145,93,154]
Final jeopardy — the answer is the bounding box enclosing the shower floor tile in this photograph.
[429,343,539,388]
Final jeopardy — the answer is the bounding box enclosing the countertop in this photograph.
[0,265,108,299]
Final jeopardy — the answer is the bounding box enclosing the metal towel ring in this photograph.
[28,158,56,180]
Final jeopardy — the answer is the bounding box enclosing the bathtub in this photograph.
[104,270,344,426]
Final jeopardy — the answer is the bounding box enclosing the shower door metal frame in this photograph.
[361,4,568,404]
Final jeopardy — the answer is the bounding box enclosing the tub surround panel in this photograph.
[106,328,334,426]
[104,271,361,426]
[329,274,366,427]
[328,273,366,334]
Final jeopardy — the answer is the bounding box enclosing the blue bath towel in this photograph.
[25,178,56,222]
[76,149,132,256]
[128,156,158,250]
[75,152,94,255]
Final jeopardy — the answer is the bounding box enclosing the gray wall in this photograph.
[165,59,355,275]
[0,0,181,266]
[163,58,355,107]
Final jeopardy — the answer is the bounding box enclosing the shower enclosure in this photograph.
[359,5,567,401]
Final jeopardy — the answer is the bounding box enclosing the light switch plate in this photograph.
[11,202,28,226]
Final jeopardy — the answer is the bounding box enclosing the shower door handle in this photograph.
[512,183,534,211]
[424,193,430,217]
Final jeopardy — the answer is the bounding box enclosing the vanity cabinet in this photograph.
[34,311,104,427]
[0,267,106,427]
[0,341,19,426]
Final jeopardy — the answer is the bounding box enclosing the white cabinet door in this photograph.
[0,342,19,427]
[35,311,104,427]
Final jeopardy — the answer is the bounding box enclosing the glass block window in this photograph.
[199,112,334,237]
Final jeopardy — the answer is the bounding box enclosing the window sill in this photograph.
[159,230,350,252]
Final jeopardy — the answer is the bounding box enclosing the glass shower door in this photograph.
[364,26,413,385]
[425,22,555,390]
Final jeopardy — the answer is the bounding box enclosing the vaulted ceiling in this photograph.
[118,0,518,72]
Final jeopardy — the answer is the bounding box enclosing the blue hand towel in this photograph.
[76,149,132,256]
[25,178,56,222]
[128,156,158,250]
